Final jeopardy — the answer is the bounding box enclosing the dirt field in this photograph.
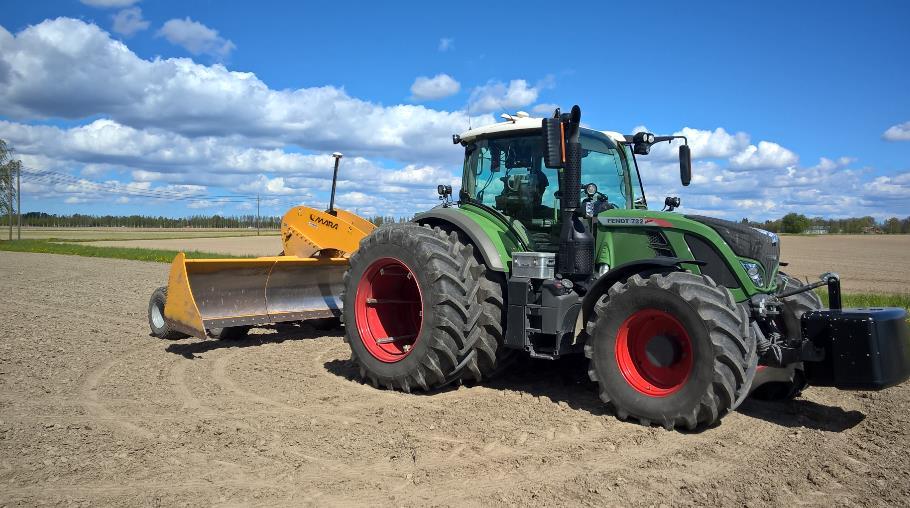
[1,251,909,506]
[780,235,910,294]
[81,233,910,293]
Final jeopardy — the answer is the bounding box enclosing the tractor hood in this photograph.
[685,215,780,278]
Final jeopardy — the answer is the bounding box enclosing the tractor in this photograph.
[149,105,910,430]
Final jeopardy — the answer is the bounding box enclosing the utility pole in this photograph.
[7,162,12,241]
[256,193,260,236]
[16,161,20,240]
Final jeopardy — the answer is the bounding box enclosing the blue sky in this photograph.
[2,0,909,220]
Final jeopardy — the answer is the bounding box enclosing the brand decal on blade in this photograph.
[309,214,339,230]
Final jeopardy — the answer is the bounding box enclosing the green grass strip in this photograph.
[0,239,250,263]
[48,232,279,242]
[814,289,910,312]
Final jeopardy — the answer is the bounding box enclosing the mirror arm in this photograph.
[651,135,688,146]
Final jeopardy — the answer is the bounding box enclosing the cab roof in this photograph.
[458,111,627,146]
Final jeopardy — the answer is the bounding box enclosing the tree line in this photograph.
[744,213,910,234]
[15,210,910,234]
[18,212,412,229]
[20,212,283,229]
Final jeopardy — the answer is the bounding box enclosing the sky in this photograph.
[1,0,909,221]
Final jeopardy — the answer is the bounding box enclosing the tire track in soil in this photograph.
[167,357,204,411]
[210,347,365,427]
[79,349,163,440]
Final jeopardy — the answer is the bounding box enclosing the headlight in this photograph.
[584,182,598,196]
[740,260,764,286]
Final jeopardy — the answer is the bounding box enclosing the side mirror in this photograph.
[679,144,692,186]
[542,116,564,168]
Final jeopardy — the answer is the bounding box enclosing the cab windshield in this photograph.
[462,129,641,249]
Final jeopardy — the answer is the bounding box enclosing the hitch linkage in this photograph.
[778,272,842,310]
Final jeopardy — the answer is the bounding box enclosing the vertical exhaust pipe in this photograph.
[328,152,343,216]
[556,106,594,279]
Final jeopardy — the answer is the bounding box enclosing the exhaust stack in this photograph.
[543,106,594,279]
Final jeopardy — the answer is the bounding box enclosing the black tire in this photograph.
[449,231,510,382]
[342,223,503,391]
[207,326,251,340]
[310,317,342,331]
[751,272,822,401]
[584,272,757,430]
[750,368,808,401]
[777,272,823,338]
[148,286,189,340]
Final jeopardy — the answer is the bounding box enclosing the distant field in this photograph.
[82,235,283,257]
[780,235,910,294]
[9,227,279,241]
[6,229,908,295]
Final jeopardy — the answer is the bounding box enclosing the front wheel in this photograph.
[148,286,189,340]
[585,272,757,430]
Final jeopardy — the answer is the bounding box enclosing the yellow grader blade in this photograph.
[163,254,349,339]
[280,206,375,257]
[161,206,374,339]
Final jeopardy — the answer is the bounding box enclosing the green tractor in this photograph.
[342,105,910,430]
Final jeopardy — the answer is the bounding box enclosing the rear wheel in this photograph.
[148,286,189,340]
[585,272,757,430]
[343,224,504,391]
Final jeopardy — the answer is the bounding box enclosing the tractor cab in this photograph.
[459,124,644,251]
[455,110,690,257]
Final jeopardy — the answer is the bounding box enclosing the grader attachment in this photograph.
[162,253,349,338]
[150,153,377,339]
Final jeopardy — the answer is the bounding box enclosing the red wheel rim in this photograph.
[354,257,423,363]
[615,309,692,397]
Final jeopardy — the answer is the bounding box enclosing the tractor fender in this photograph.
[580,257,694,326]
[413,208,508,272]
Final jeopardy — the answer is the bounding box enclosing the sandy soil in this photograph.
[81,233,910,293]
[1,251,909,506]
[779,235,910,294]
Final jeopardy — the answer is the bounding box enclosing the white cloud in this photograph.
[111,7,149,37]
[531,103,560,115]
[1,17,905,221]
[0,18,491,165]
[882,121,910,141]
[863,171,910,200]
[438,38,454,52]
[410,74,460,101]
[80,0,138,7]
[729,141,799,170]
[468,79,541,114]
[157,17,235,59]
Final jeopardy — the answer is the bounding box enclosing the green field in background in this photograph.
[815,289,910,312]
